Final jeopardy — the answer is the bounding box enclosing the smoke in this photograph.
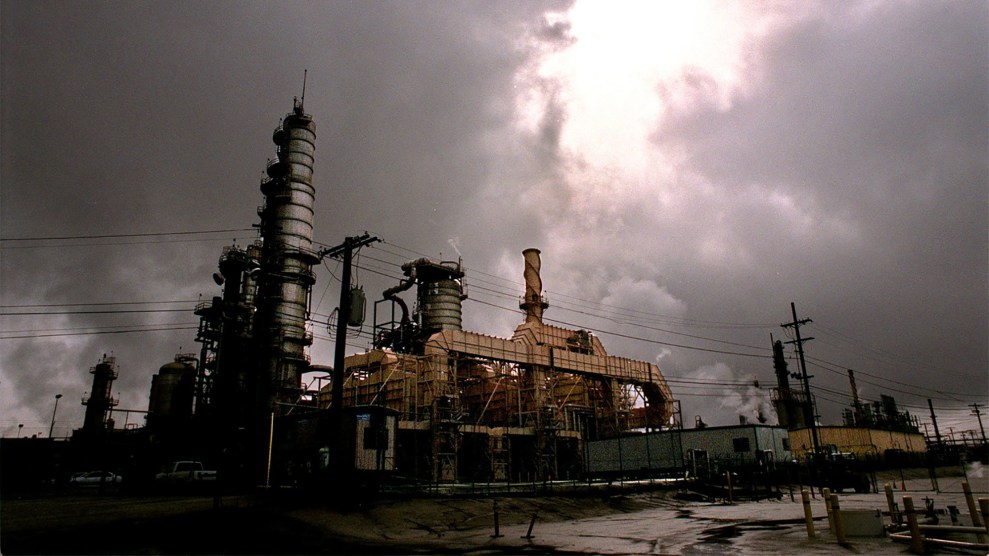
[446,237,463,259]
[687,362,777,425]
[966,461,985,479]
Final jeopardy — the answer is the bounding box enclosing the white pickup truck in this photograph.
[155,461,217,483]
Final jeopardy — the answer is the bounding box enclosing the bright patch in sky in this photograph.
[525,1,760,174]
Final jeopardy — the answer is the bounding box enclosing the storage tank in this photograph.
[147,354,197,425]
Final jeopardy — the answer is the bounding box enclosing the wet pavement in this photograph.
[400,475,989,555]
[3,472,987,554]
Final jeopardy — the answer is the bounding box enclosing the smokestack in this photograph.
[520,248,548,324]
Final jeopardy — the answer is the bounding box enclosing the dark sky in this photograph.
[2,1,986,440]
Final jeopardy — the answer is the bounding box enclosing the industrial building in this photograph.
[137,100,678,488]
[788,426,926,460]
[314,249,677,484]
[586,424,792,479]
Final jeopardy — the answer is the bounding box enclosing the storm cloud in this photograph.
[2,1,985,439]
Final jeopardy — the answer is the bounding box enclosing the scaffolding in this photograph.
[318,336,673,483]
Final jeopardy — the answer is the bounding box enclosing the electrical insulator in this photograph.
[348,287,366,327]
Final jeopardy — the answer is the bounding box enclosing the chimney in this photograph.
[520,248,549,323]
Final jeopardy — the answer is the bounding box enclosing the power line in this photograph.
[466,297,768,358]
[810,323,981,382]
[1,309,192,316]
[804,359,982,401]
[0,228,256,242]
[6,230,979,417]
[0,301,196,308]
[0,325,196,340]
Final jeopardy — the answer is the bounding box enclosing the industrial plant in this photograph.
[3,100,980,502]
[158,98,677,490]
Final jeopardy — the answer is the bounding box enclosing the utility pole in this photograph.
[782,302,819,457]
[971,403,987,445]
[928,399,943,448]
[319,233,380,417]
[847,369,861,425]
[48,394,62,438]
[318,233,379,488]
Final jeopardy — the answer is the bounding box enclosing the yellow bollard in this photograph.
[830,493,846,544]
[903,496,924,555]
[801,489,815,539]
[963,482,987,544]
[884,482,899,526]
[979,498,988,536]
[823,487,833,531]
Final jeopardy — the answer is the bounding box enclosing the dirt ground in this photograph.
[2,467,987,555]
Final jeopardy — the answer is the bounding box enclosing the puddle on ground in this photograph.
[698,522,788,544]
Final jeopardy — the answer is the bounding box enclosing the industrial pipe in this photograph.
[890,532,989,552]
[382,264,416,325]
[918,524,989,534]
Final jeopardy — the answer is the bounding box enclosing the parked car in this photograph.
[69,470,119,488]
[155,461,216,484]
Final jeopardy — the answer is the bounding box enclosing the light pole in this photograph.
[48,394,62,438]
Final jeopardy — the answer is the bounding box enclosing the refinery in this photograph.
[2,100,980,505]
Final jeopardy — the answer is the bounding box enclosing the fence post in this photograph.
[523,512,537,539]
[491,500,503,538]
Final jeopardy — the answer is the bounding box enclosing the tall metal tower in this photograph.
[253,98,318,417]
[81,354,119,433]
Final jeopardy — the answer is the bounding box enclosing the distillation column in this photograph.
[82,354,119,434]
[254,101,318,416]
